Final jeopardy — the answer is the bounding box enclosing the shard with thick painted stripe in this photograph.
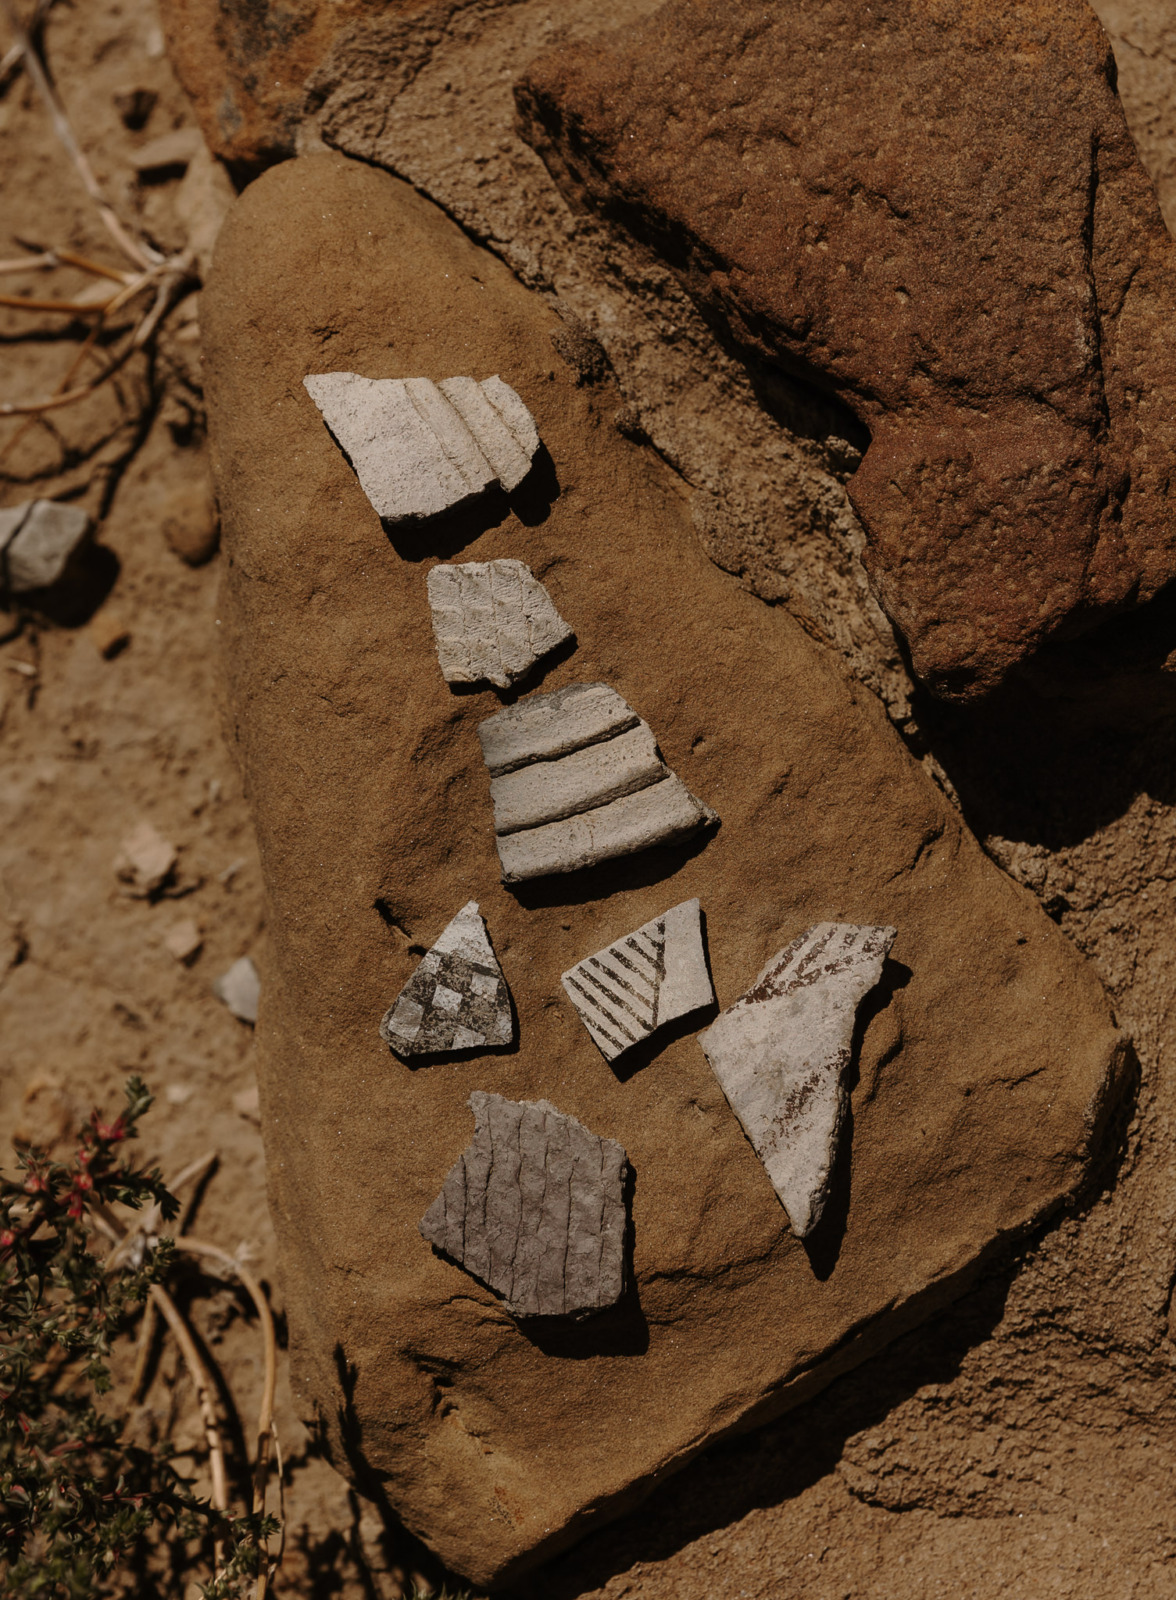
[379,900,513,1058]
[303,371,540,526]
[562,897,714,1062]
[427,559,573,689]
[699,922,896,1237]
[419,1091,629,1316]
[477,683,717,883]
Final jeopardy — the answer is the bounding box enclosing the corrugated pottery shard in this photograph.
[302,371,540,525]
[562,897,714,1062]
[477,683,717,883]
[379,901,513,1058]
[419,1090,629,1316]
[699,923,896,1237]
[427,559,573,689]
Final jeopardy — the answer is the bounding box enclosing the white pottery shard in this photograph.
[699,922,896,1237]
[477,683,717,883]
[419,1090,629,1316]
[302,372,540,525]
[427,559,573,689]
[0,500,92,592]
[562,897,715,1062]
[379,900,513,1058]
[214,955,260,1024]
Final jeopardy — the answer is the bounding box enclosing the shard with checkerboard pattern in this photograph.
[379,900,513,1058]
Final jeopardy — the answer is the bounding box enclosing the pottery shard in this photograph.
[202,155,1127,1587]
[427,559,573,689]
[478,684,717,882]
[303,371,539,526]
[419,1091,629,1317]
[379,900,513,1058]
[0,501,92,592]
[563,897,714,1063]
[700,923,896,1238]
[517,0,1176,699]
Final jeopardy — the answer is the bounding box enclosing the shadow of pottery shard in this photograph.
[563,897,714,1062]
[419,1090,629,1316]
[302,371,539,525]
[478,683,717,882]
[0,501,92,592]
[517,0,1176,699]
[379,900,512,1058]
[427,559,573,688]
[700,923,896,1237]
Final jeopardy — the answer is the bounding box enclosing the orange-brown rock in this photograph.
[202,153,1126,1585]
[516,0,1176,699]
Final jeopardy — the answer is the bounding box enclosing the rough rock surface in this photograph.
[699,923,896,1239]
[562,896,713,1063]
[203,154,1125,1586]
[419,1090,630,1315]
[379,899,513,1056]
[427,559,573,689]
[516,0,1176,699]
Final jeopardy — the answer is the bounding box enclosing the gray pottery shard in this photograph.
[427,559,573,689]
[563,897,715,1062]
[477,683,716,883]
[379,899,512,1058]
[419,1090,629,1316]
[302,371,539,525]
[0,500,92,592]
[699,922,896,1237]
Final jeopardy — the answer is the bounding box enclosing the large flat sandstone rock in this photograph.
[517,0,1176,699]
[202,154,1126,1586]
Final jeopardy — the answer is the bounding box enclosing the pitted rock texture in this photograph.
[203,154,1126,1586]
[419,1090,629,1315]
[427,559,573,688]
[379,899,513,1057]
[479,683,717,881]
[303,371,539,525]
[563,896,713,1063]
[517,0,1176,699]
[700,923,896,1238]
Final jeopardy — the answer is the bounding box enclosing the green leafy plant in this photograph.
[0,1076,277,1598]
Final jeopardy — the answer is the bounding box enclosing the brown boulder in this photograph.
[516,0,1176,699]
[203,152,1125,1585]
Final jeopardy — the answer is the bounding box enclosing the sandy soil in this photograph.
[5,1,1176,1597]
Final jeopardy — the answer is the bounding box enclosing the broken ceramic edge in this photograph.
[562,897,715,1062]
[0,500,92,593]
[698,922,897,1239]
[379,899,514,1059]
[214,955,260,1025]
[302,371,541,526]
[477,684,718,883]
[427,559,574,690]
[419,1090,630,1317]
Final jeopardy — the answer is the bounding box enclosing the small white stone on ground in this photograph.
[232,1084,261,1123]
[379,900,513,1058]
[114,821,177,898]
[419,1091,629,1316]
[699,922,896,1237]
[477,684,717,882]
[563,897,715,1061]
[0,501,92,592]
[163,918,203,965]
[303,372,541,525]
[214,955,260,1024]
[427,558,573,688]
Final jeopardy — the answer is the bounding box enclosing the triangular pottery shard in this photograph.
[477,683,718,883]
[699,922,896,1237]
[302,371,540,525]
[379,901,513,1058]
[419,1091,630,1316]
[427,558,573,689]
[562,897,714,1062]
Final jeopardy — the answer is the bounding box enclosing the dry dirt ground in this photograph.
[5,2,1176,1598]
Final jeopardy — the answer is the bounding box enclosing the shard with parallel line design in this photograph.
[562,897,714,1062]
